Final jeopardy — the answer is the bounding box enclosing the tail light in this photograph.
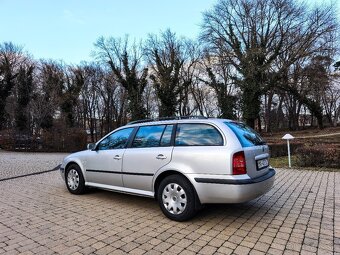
[232,151,246,175]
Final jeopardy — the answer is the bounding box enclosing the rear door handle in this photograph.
[156,154,167,160]
[114,155,122,160]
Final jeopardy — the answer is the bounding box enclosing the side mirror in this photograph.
[87,143,96,150]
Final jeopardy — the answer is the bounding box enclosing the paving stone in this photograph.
[0,152,339,254]
[234,245,251,255]
[197,245,218,255]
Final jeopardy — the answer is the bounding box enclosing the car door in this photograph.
[122,124,174,191]
[85,127,134,187]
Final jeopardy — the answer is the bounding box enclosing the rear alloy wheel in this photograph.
[158,175,196,221]
[66,164,86,195]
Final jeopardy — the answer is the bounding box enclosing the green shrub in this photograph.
[295,143,340,168]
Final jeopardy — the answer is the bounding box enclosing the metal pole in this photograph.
[287,140,291,168]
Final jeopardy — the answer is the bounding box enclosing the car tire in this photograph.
[157,175,197,221]
[65,164,86,195]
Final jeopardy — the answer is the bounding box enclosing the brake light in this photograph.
[232,151,246,175]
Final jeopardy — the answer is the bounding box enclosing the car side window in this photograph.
[97,128,134,150]
[132,125,166,148]
[175,124,223,146]
[160,125,173,146]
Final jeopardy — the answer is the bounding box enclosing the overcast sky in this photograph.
[0,0,338,64]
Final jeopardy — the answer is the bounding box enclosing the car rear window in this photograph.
[225,122,266,147]
[175,124,223,146]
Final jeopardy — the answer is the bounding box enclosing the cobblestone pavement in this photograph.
[0,153,339,254]
[0,151,67,180]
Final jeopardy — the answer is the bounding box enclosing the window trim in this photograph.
[174,123,225,147]
[170,123,177,146]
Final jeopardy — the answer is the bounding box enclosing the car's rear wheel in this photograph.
[157,175,196,221]
[65,164,86,195]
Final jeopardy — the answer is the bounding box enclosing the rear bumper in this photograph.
[188,168,276,204]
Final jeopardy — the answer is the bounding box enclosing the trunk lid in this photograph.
[225,121,270,178]
[244,145,270,178]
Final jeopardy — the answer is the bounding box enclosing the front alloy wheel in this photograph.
[65,164,86,195]
[67,169,80,191]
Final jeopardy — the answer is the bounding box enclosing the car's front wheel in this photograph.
[65,164,86,195]
[157,175,197,221]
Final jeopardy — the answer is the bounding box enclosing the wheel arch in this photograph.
[153,170,202,208]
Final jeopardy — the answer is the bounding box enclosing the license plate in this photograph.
[256,158,269,170]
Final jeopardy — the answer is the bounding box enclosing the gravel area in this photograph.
[0,150,68,180]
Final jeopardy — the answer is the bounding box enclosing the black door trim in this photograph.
[86,169,153,176]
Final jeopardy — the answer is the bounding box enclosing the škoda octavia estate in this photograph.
[60,117,275,221]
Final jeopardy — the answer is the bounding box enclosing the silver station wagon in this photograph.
[60,117,275,221]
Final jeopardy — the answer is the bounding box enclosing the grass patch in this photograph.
[270,156,297,168]
[270,156,340,171]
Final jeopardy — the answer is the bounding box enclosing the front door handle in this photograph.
[156,154,167,160]
[114,155,122,160]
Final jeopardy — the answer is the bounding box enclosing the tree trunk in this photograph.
[242,87,260,129]
[265,92,273,132]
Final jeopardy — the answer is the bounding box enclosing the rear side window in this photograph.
[175,124,223,146]
[132,125,171,148]
[225,122,266,147]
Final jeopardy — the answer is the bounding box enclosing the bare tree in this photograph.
[144,29,188,117]
[76,64,100,141]
[178,40,202,116]
[94,36,148,121]
[15,62,35,132]
[322,65,340,126]
[0,42,27,129]
[190,78,219,117]
[334,61,340,71]
[101,74,128,132]
[32,60,64,130]
[75,63,128,140]
[201,0,338,128]
[61,66,85,127]
[198,50,238,119]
